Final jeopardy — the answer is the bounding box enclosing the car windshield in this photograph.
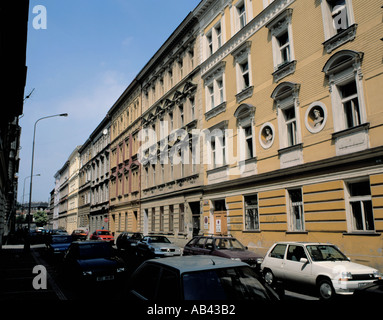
[182,267,272,300]
[306,245,349,261]
[147,236,170,243]
[97,231,111,235]
[214,238,246,250]
[78,243,112,259]
[51,235,72,243]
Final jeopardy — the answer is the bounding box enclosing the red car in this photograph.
[90,230,114,243]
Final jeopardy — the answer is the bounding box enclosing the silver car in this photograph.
[136,235,182,259]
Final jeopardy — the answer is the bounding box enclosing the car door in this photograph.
[282,244,312,285]
[264,243,288,280]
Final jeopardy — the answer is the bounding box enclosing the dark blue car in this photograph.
[46,234,73,258]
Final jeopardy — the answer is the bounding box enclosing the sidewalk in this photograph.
[0,244,60,300]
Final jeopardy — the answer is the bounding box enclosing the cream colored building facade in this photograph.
[108,80,142,239]
[196,0,383,270]
[66,146,81,234]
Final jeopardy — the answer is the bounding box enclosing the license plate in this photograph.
[96,275,114,281]
[358,282,368,288]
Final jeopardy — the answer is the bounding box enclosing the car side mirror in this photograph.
[300,257,308,264]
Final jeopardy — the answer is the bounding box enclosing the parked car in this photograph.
[46,234,73,258]
[183,235,263,273]
[353,279,383,300]
[261,242,382,300]
[136,235,182,259]
[126,255,280,300]
[62,241,127,284]
[89,230,114,243]
[71,229,88,241]
[116,232,143,252]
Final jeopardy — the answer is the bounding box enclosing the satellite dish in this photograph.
[102,129,108,135]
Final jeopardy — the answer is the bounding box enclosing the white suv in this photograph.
[261,242,381,300]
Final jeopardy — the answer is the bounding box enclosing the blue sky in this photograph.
[19,0,201,203]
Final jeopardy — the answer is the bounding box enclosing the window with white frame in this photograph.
[237,2,247,30]
[205,76,225,111]
[322,0,355,38]
[266,9,295,72]
[208,128,227,169]
[234,104,256,161]
[284,106,297,147]
[272,82,302,149]
[239,60,250,90]
[346,179,375,232]
[288,188,304,231]
[323,50,366,133]
[205,21,223,58]
[321,0,356,53]
[244,195,259,231]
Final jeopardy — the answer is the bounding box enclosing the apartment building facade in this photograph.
[57,161,69,230]
[49,0,383,270]
[78,139,92,230]
[66,146,81,234]
[196,0,383,270]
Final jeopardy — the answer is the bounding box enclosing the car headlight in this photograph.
[231,258,241,261]
[117,267,125,273]
[339,272,352,281]
[82,271,92,276]
[373,271,382,279]
[256,258,264,264]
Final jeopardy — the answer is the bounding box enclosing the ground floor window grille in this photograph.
[244,195,259,231]
[288,189,304,231]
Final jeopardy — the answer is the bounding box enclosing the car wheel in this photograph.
[263,269,275,285]
[318,278,335,300]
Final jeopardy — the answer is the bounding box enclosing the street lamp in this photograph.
[22,173,41,214]
[24,113,68,251]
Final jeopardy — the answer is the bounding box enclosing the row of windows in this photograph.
[243,178,376,233]
[144,204,185,233]
[204,0,356,108]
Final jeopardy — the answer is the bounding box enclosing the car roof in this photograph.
[144,255,247,273]
[272,241,333,246]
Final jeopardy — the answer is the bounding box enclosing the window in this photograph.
[237,2,246,30]
[244,195,259,231]
[323,50,367,136]
[160,206,164,231]
[286,245,307,262]
[321,0,356,53]
[266,9,295,81]
[244,126,253,158]
[190,97,195,120]
[169,205,174,232]
[276,31,290,66]
[272,82,302,150]
[346,179,375,232]
[283,106,297,147]
[269,244,287,259]
[130,264,161,300]
[179,204,185,233]
[208,130,226,169]
[339,80,361,129]
[239,60,250,90]
[151,208,156,232]
[205,76,225,111]
[205,22,223,58]
[235,104,256,163]
[179,105,184,127]
[288,189,304,231]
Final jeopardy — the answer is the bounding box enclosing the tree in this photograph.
[34,210,48,227]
